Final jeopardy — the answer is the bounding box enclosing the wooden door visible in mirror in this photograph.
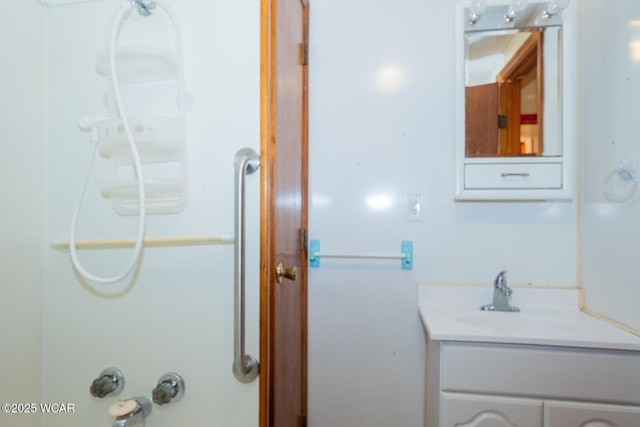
[260,0,308,426]
[466,29,543,157]
[497,30,543,156]
[466,83,499,157]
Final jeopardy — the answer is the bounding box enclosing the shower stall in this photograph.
[1,0,263,426]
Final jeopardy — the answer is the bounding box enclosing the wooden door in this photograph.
[496,30,544,156]
[259,0,308,426]
[466,83,499,157]
[498,80,522,156]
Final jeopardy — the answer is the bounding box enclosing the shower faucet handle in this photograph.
[90,367,125,398]
[152,373,185,406]
[152,383,176,406]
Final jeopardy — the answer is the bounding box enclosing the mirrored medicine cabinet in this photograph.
[454,0,576,200]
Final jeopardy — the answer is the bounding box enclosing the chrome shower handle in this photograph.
[152,372,185,406]
[232,148,260,383]
[90,367,125,398]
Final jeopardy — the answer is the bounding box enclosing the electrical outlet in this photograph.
[406,193,423,222]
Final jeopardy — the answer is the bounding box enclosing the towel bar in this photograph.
[309,240,413,270]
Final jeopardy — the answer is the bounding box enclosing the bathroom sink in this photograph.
[454,311,579,332]
[417,285,640,350]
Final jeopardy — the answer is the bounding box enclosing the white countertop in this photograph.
[417,285,640,351]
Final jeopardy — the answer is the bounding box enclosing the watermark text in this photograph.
[1,403,75,414]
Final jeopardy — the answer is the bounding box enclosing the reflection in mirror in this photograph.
[464,7,562,158]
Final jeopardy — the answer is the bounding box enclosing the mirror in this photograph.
[464,6,562,158]
[454,0,575,201]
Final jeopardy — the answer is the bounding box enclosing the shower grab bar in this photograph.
[309,240,414,270]
[232,148,260,383]
[51,234,234,250]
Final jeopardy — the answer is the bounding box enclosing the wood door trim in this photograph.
[497,30,544,154]
[497,30,542,83]
[259,1,275,425]
[259,0,309,426]
[300,1,309,419]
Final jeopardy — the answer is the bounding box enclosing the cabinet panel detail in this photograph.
[544,400,640,427]
[442,392,543,427]
[442,342,640,404]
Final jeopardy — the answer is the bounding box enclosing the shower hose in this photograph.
[69,1,146,284]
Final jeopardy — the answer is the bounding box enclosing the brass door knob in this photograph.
[276,263,297,283]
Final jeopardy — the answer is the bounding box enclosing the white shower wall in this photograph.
[42,1,261,427]
[579,0,640,332]
[0,2,46,427]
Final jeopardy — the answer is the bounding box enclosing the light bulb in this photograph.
[504,0,529,23]
[468,0,487,24]
[542,0,570,19]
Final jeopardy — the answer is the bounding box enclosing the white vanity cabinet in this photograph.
[440,394,640,427]
[425,341,640,427]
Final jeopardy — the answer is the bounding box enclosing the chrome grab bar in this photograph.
[232,148,260,383]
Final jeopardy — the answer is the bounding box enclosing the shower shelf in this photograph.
[96,47,179,84]
[98,116,182,158]
[96,115,187,215]
[90,2,189,217]
[100,141,182,158]
[101,178,185,199]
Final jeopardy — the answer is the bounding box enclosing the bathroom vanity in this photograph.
[418,285,640,427]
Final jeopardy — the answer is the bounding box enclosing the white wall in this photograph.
[42,1,260,426]
[579,0,640,332]
[0,2,46,427]
[307,1,577,426]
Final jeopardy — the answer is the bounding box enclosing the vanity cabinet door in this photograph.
[544,400,640,427]
[442,392,543,427]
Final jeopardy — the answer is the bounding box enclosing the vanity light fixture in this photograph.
[468,0,487,25]
[504,0,529,23]
[541,0,570,19]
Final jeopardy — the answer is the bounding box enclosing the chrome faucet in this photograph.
[111,397,151,427]
[481,270,520,312]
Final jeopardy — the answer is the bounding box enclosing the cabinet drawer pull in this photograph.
[501,172,531,177]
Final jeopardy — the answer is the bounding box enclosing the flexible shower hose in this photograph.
[69,1,146,284]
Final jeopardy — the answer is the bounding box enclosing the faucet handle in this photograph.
[152,373,185,406]
[90,367,125,398]
[152,382,177,405]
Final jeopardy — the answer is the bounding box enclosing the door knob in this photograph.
[276,263,297,283]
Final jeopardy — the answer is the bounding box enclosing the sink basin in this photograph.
[454,311,579,332]
[418,285,640,350]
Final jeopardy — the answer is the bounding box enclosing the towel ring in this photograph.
[602,157,638,203]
